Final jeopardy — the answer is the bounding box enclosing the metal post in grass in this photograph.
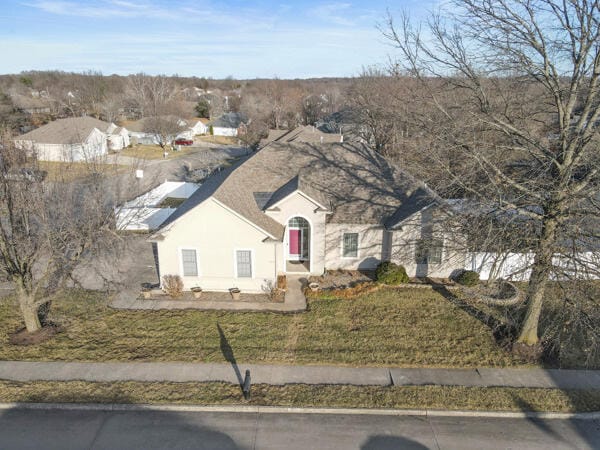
[243,369,251,400]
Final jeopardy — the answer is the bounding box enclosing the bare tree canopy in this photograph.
[0,131,128,333]
[383,0,600,351]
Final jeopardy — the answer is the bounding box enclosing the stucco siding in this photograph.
[155,198,278,292]
[265,192,328,274]
[389,209,466,278]
[325,223,384,270]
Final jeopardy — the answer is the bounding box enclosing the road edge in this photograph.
[0,402,598,420]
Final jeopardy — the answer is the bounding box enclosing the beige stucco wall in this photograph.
[265,192,328,275]
[324,223,385,270]
[154,198,278,293]
[389,208,466,278]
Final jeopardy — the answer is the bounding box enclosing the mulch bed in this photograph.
[9,324,64,346]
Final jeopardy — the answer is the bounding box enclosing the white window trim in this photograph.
[340,231,360,259]
[233,248,255,279]
[178,247,200,277]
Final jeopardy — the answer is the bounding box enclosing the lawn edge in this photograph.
[0,402,598,419]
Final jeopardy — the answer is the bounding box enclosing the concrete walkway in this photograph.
[0,360,598,389]
[110,276,307,313]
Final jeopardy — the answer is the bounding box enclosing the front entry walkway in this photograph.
[110,276,307,313]
[286,260,310,273]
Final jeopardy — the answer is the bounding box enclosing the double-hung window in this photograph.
[342,233,359,258]
[415,239,443,265]
[236,250,253,278]
[181,249,198,276]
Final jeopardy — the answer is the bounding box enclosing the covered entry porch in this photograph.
[284,216,311,273]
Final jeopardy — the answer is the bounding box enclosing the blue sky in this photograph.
[0,1,435,78]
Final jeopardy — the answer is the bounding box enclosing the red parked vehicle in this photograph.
[174,138,193,146]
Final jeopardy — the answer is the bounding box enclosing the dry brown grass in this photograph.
[38,161,129,181]
[0,288,533,367]
[120,144,196,160]
[196,135,238,145]
[0,381,598,412]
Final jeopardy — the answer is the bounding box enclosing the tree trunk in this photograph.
[15,280,42,333]
[516,215,559,345]
[19,297,42,333]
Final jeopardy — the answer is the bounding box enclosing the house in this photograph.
[149,142,464,292]
[14,116,129,162]
[176,118,209,140]
[10,94,52,115]
[316,108,367,144]
[125,116,202,144]
[208,112,248,137]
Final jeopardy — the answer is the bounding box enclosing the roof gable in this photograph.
[155,142,437,240]
[16,116,113,145]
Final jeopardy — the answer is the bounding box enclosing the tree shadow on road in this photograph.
[0,400,242,450]
[361,435,428,449]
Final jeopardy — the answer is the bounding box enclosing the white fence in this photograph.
[116,181,199,231]
[467,252,600,281]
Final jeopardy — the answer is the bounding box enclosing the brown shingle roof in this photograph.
[16,116,112,144]
[159,142,435,239]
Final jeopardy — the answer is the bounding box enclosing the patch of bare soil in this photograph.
[9,324,64,346]
[309,270,375,289]
[512,342,544,363]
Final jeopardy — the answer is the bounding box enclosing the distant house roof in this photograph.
[15,116,113,145]
[209,112,248,129]
[124,115,187,132]
[10,94,51,111]
[157,142,435,239]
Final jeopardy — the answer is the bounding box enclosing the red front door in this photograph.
[289,229,301,258]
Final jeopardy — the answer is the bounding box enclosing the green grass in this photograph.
[0,381,598,412]
[0,288,530,367]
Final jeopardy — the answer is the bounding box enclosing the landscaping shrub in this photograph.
[375,262,409,285]
[162,275,184,298]
[455,270,480,287]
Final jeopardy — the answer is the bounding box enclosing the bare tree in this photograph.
[383,0,600,351]
[0,131,129,333]
[143,115,186,151]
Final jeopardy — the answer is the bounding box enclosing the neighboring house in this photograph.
[260,125,343,148]
[150,142,464,293]
[14,116,129,162]
[125,116,200,144]
[108,126,131,151]
[316,108,367,144]
[175,118,209,140]
[208,112,249,137]
[10,94,52,115]
[117,181,199,231]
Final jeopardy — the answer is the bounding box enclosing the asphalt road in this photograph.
[0,408,599,450]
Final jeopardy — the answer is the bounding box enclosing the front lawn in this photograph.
[38,161,129,182]
[0,288,531,367]
[1,381,599,412]
[119,144,197,160]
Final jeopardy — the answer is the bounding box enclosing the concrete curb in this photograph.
[0,402,598,420]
